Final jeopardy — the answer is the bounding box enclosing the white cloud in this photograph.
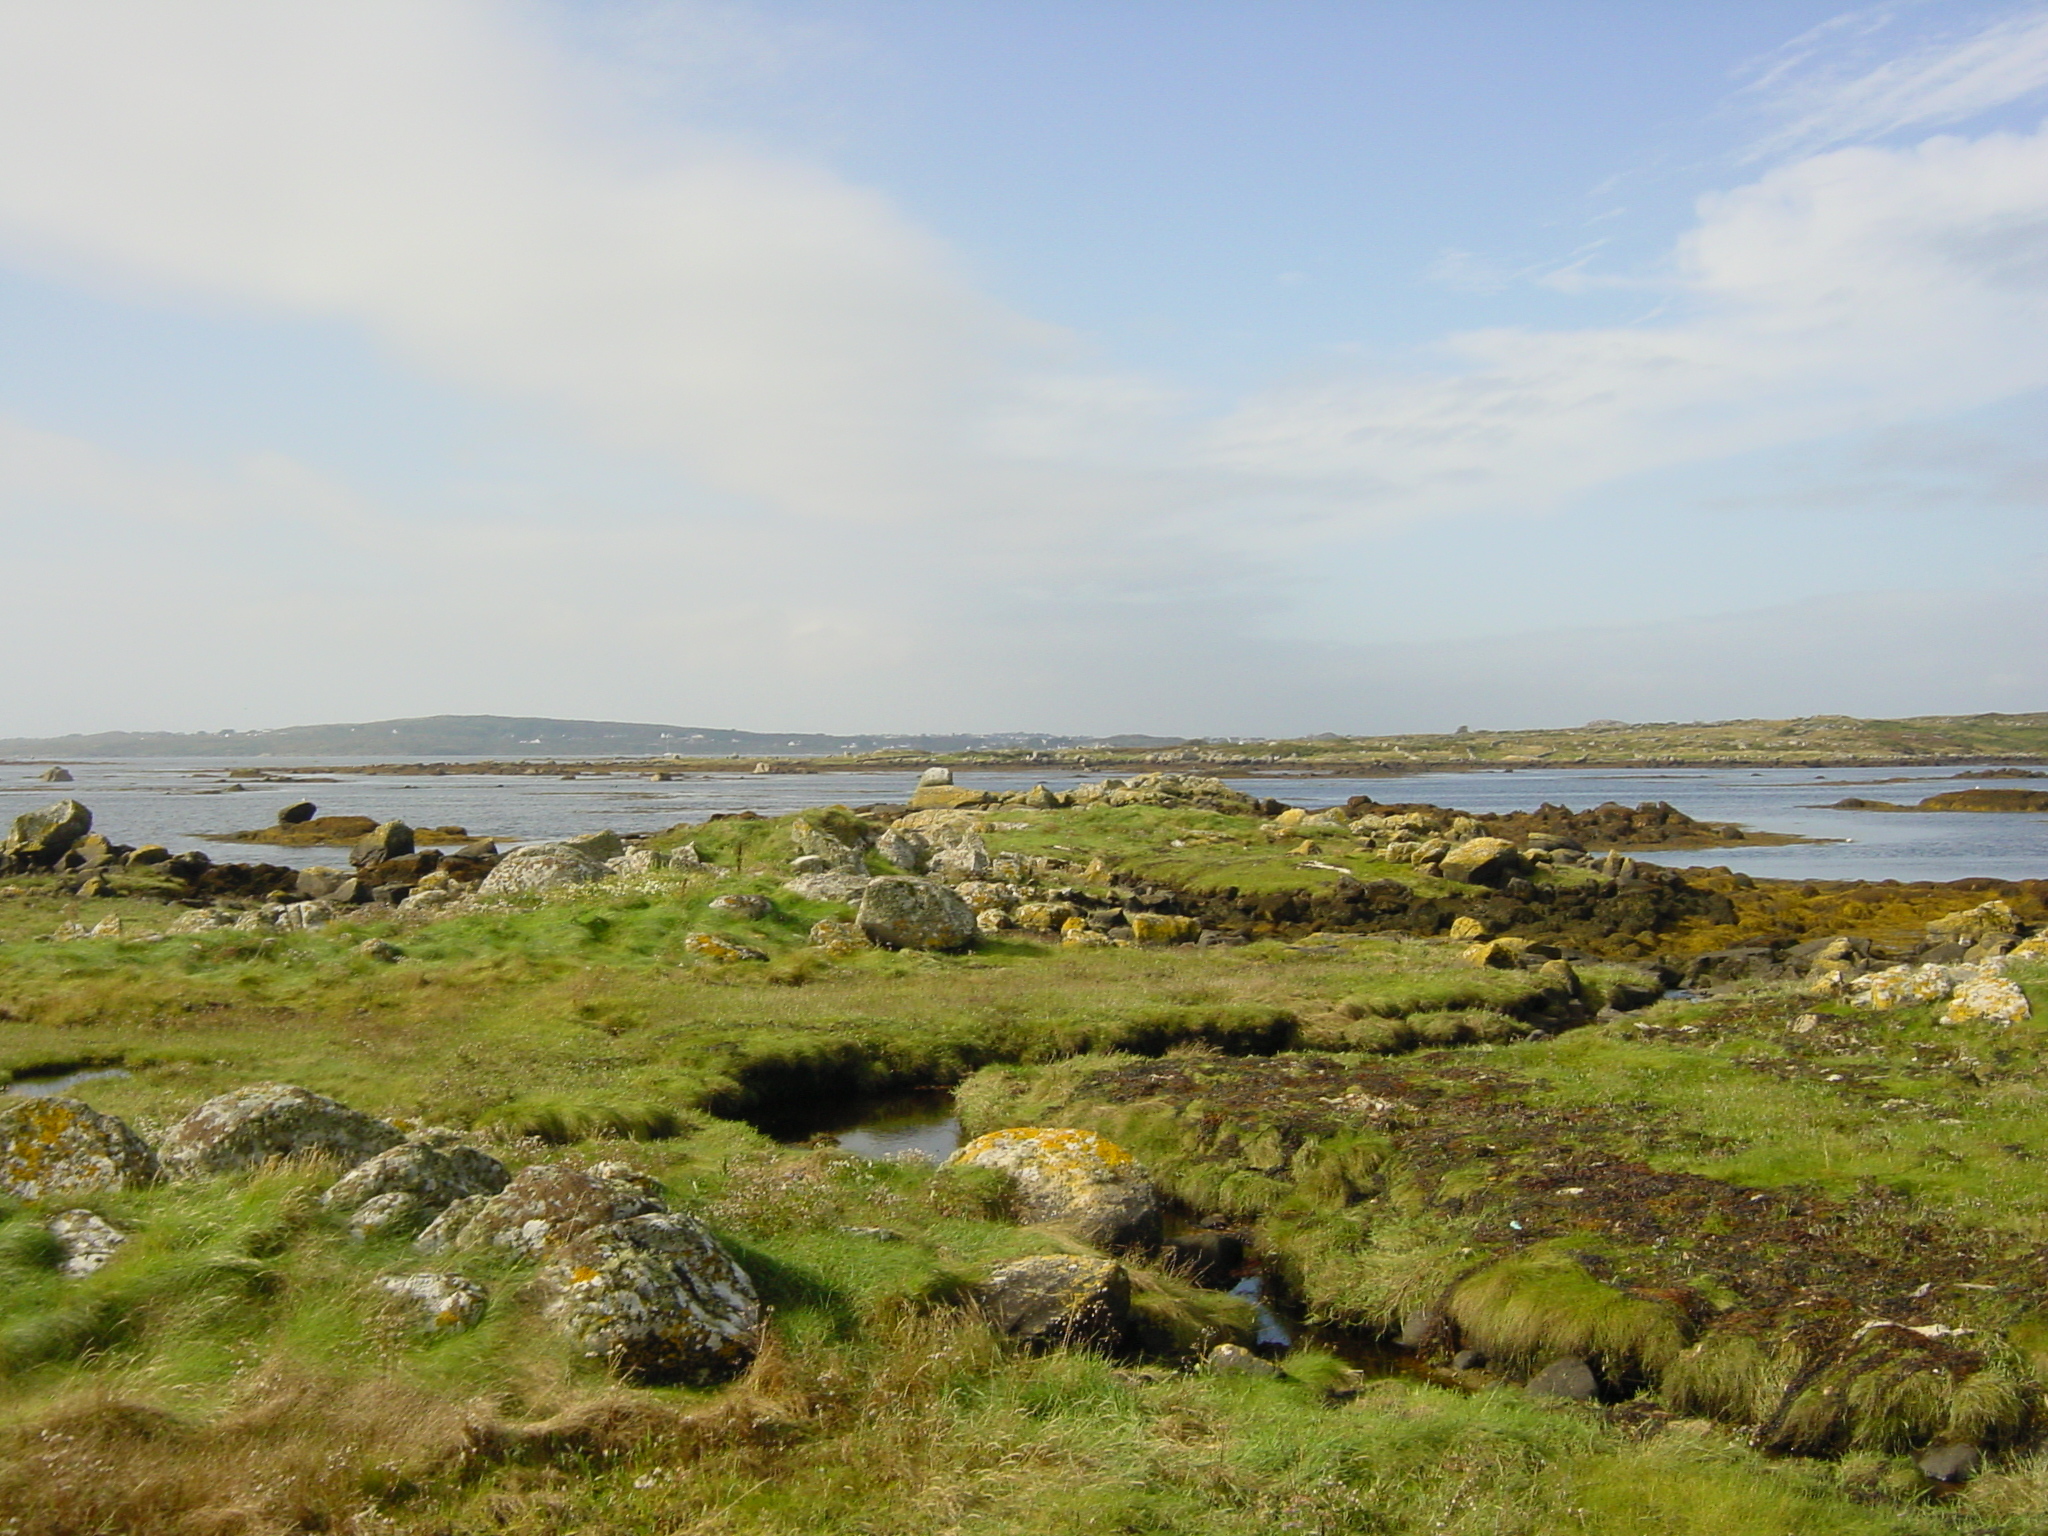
[1742,5,2048,157]
[1214,123,2048,536]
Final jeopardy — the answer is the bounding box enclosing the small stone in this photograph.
[356,938,401,962]
[376,1272,489,1333]
[917,767,954,787]
[1526,1356,1600,1400]
[1452,1348,1488,1370]
[1205,1342,1281,1377]
[49,1208,130,1275]
[683,932,768,963]
[277,801,317,825]
[708,892,772,919]
[1916,1443,1980,1483]
[1447,915,1489,941]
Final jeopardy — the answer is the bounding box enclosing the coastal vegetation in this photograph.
[2,775,2047,1532]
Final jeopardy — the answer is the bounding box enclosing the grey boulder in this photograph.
[157,1083,403,1178]
[857,876,978,952]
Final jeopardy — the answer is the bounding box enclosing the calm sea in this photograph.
[1,757,2041,885]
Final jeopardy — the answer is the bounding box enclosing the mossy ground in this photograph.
[2,806,2046,1531]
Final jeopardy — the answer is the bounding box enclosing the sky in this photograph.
[2,1,2046,738]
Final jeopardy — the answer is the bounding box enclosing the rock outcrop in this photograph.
[0,1097,159,1201]
[157,1084,404,1178]
[949,1127,1160,1248]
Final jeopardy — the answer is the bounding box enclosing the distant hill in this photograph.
[0,714,1187,760]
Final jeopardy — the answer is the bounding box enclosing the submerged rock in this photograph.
[949,1127,1160,1248]
[535,1210,761,1384]
[0,1097,159,1202]
[157,1083,403,1178]
[980,1254,1129,1349]
[857,876,978,952]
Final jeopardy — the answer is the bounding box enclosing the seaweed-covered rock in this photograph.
[322,1139,510,1236]
[4,800,91,865]
[157,1083,403,1178]
[535,1210,760,1384]
[980,1254,1129,1349]
[48,1208,129,1276]
[376,1272,488,1333]
[421,1160,667,1258]
[858,876,978,952]
[0,1097,159,1201]
[949,1127,1160,1248]
[477,842,608,896]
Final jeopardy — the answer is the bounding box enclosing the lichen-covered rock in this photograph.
[376,1272,488,1332]
[48,1208,130,1276]
[784,871,872,903]
[1926,901,2019,947]
[157,1083,403,1179]
[1127,913,1200,945]
[808,919,872,955]
[953,881,1025,914]
[708,892,772,919]
[874,828,929,872]
[907,785,989,810]
[535,1210,760,1384]
[949,1127,1160,1248]
[1,1097,159,1201]
[1447,915,1490,942]
[980,1254,1130,1349]
[683,932,768,963]
[788,816,868,873]
[1062,926,1114,948]
[422,1160,667,1258]
[1850,964,1957,1010]
[1014,901,1080,932]
[857,877,978,952]
[1943,972,2032,1026]
[976,908,1012,933]
[4,800,91,864]
[322,1139,510,1236]
[1439,837,1526,887]
[478,843,609,896]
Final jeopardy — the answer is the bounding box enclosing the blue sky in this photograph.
[2,0,2046,736]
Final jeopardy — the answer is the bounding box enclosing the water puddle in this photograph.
[4,1065,131,1097]
[761,1088,963,1162]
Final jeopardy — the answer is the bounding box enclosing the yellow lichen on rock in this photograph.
[1127,913,1200,945]
[948,1127,1159,1247]
[1943,973,2032,1026]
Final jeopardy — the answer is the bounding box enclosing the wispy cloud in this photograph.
[1741,4,2048,158]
